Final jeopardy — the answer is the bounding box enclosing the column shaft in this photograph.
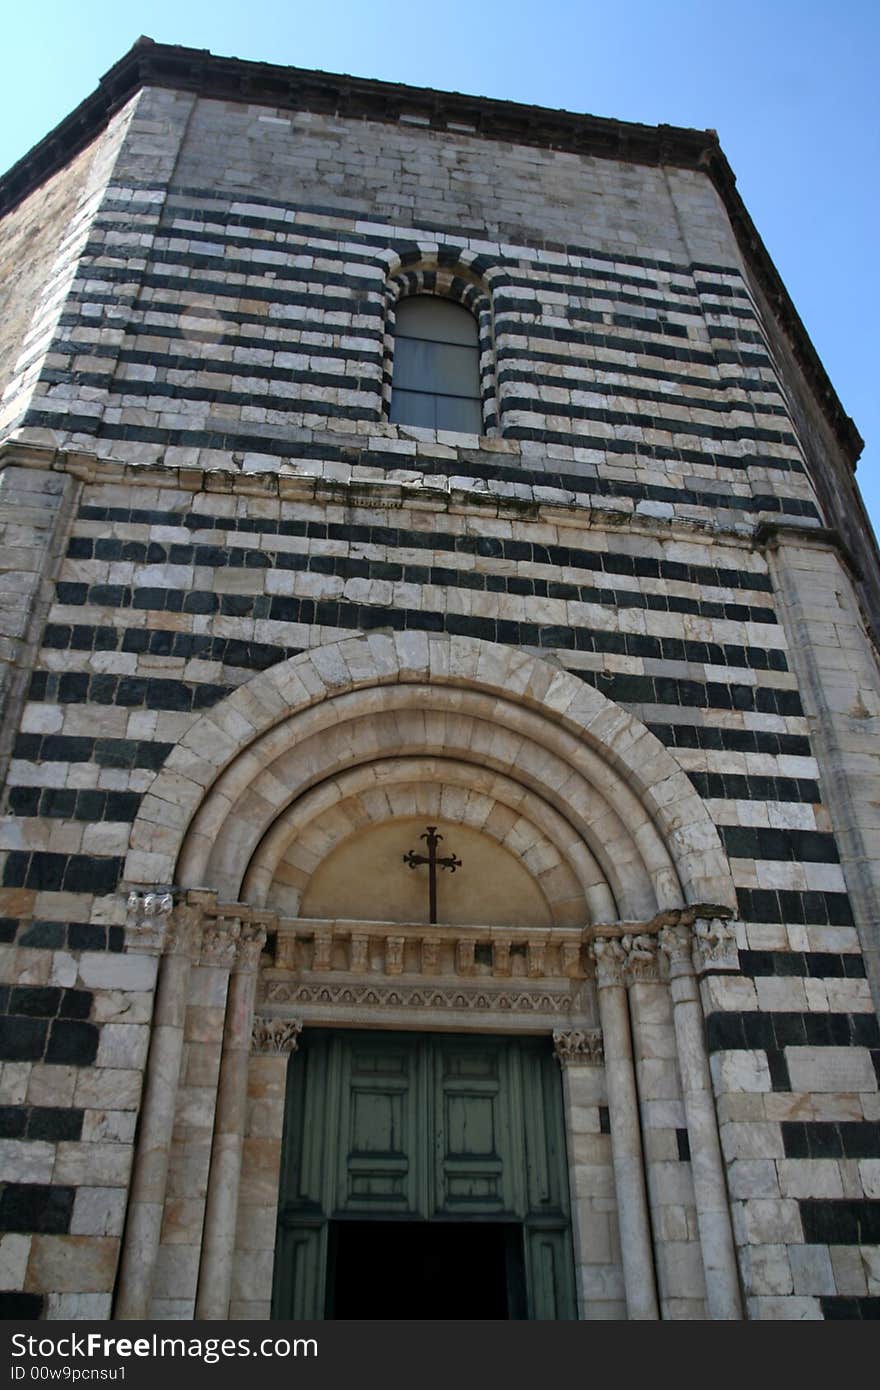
[662,925,743,1320]
[115,904,199,1320]
[592,940,659,1320]
[195,926,265,1319]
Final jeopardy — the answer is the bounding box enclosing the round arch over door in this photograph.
[125,631,737,924]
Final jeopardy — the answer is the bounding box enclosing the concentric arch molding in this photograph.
[124,631,736,921]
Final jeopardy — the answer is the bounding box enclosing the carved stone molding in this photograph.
[270,918,587,983]
[420,939,440,973]
[621,932,661,985]
[251,1016,303,1055]
[553,1028,604,1067]
[590,937,627,989]
[351,934,370,974]
[456,939,476,975]
[528,941,546,978]
[561,942,582,978]
[125,890,209,958]
[657,921,690,965]
[589,905,739,980]
[493,937,512,977]
[125,890,174,953]
[165,903,205,959]
[693,917,740,973]
[386,936,405,976]
[264,979,585,1015]
[236,922,268,973]
[200,918,241,969]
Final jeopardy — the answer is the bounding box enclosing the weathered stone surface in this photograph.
[0,39,878,1326]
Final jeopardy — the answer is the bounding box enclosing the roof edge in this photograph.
[0,37,863,467]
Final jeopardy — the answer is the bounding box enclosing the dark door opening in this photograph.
[273,1032,578,1318]
[326,1220,526,1319]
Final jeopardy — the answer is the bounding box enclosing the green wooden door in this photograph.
[272,1031,577,1320]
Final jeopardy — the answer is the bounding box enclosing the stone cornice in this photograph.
[586,904,734,941]
[0,38,861,469]
[0,37,715,217]
[0,439,822,555]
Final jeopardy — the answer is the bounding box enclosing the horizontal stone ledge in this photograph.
[270,917,589,980]
[586,902,734,939]
[0,440,789,548]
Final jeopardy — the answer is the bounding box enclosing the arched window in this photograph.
[389,296,483,433]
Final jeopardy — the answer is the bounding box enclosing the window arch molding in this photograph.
[383,263,498,435]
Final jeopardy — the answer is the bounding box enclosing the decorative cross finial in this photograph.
[403,825,462,924]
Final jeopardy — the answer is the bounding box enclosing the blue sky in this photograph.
[3,1,877,533]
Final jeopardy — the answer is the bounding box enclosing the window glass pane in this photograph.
[393,338,480,397]
[396,297,478,346]
[389,389,438,428]
[390,296,484,435]
[435,394,483,434]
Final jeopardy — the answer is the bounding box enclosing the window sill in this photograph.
[374,421,519,454]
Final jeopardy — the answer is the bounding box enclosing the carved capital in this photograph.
[165,903,205,959]
[200,917,241,969]
[693,917,740,974]
[236,922,268,973]
[659,923,694,974]
[125,891,208,958]
[590,937,627,989]
[251,1016,303,1055]
[553,1028,604,1067]
[125,890,174,953]
[621,932,661,984]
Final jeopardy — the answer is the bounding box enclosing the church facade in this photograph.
[0,39,879,1320]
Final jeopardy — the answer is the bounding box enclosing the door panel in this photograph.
[525,1228,578,1321]
[341,1039,418,1211]
[272,1031,577,1319]
[435,1042,513,1214]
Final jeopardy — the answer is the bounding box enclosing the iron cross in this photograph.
[403,825,462,924]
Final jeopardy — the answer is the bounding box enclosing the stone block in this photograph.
[829,1245,868,1295]
[742,1243,793,1296]
[785,1047,877,1094]
[746,1295,822,1320]
[710,1049,771,1094]
[0,1233,31,1288]
[45,1292,113,1319]
[789,1243,836,1295]
[26,1065,77,1107]
[73,1068,143,1110]
[95,1023,150,1070]
[728,1159,780,1199]
[70,1187,128,1238]
[741,1198,803,1245]
[777,1159,844,1200]
[862,1245,880,1294]
[76,952,157,993]
[25,1236,118,1293]
[0,1139,55,1184]
[53,1141,132,1187]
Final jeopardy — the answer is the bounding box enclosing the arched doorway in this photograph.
[118,632,739,1320]
[273,1030,577,1320]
